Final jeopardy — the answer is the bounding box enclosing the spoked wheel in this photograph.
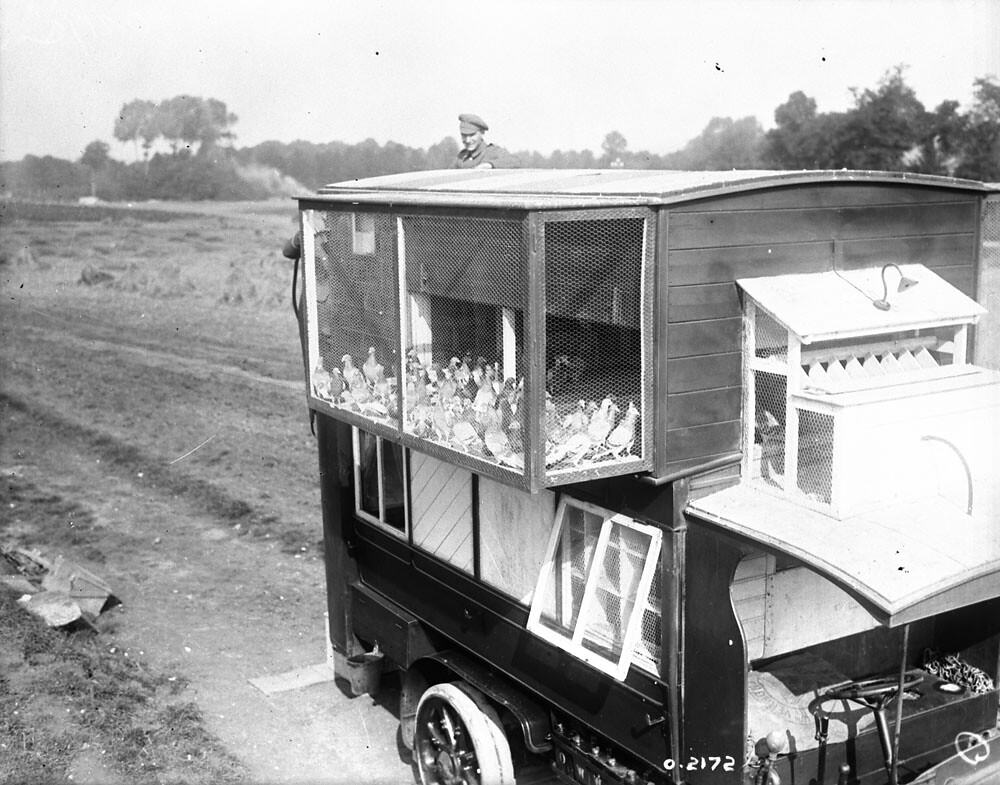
[414,681,514,785]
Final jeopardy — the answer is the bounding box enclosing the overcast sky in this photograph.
[1,0,998,163]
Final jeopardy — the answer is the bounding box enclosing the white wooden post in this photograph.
[953,324,968,366]
[302,211,320,375]
[742,301,757,481]
[502,307,517,382]
[784,330,801,494]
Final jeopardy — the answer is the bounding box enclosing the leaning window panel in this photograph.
[399,214,527,477]
[527,498,662,681]
[305,209,401,435]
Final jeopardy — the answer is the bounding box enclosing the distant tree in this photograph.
[18,154,90,199]
[763,91,824,167]
[601,131,628,166]
[114,99,159,160]
[952,76,1000,181]
[80,140,111,197]
[764,70,998,179]
[663,116,765,169]
[426,136,459,169]
[913,99,965,174]
[157,96,238,154]
[565,148,597,168]
[80,139,111,171]
[836,66,927,170]
[765,67,929,171]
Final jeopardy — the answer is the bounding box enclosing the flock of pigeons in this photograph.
[311,347,640,471]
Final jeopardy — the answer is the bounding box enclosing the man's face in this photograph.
[461,129,484,152]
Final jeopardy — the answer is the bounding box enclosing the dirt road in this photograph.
[1,203,415,784]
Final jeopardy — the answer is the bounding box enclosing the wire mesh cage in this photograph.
[540,210,654,481]
[306,210,401,433]
[528,500,661,680]
[303,204,654,489]
[399,213,526,475]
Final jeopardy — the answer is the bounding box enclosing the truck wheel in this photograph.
[414,681,514,785]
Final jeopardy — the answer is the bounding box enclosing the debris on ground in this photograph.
[79,264,116,286]
[1,545,119,629]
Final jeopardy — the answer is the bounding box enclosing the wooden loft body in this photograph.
[299,168,996,487]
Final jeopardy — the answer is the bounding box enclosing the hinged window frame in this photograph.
[352,427,409,538]
[526,496,662,681]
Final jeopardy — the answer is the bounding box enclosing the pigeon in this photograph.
[605,400,639,456]
[343,354,370,405]
[363,347,385,386]
[342,354,364,388]
[473,365,497,414]
[479,403,512,461]
[431,401,453,442]
[438,366,457,405]
[561,400,589,435]
[313,365,345,402]
[313,366,333,399]
[587,398,619,446]
[451,419,480,452]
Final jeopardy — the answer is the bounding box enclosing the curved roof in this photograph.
[303,168,992,210]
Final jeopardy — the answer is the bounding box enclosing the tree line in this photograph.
[2,69,997,202]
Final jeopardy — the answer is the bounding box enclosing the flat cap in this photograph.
[458,113,489,133]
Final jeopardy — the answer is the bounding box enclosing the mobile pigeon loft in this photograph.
[292,169,1000,785]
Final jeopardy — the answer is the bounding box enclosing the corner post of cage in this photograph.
[301,209,321,384]
[664,476,689,785]
[653,208,671,477]
[974,193,1000,369]
[741,299,756,481]
[524,212,546,492]
[394,215,407,432]
[783,330,801,493]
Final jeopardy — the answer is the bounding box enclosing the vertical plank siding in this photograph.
[661,186,980,475]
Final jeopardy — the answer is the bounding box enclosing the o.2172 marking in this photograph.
[662,756,736,772]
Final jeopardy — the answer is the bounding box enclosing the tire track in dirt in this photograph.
[16,321,302,395]
[0,391,300,550]
[3,306,320,556]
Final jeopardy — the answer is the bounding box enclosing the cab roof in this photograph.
[304,168,992,211]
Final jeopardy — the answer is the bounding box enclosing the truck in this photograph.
[290,168,1000,785]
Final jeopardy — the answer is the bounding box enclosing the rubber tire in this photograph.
[414,681,514,785]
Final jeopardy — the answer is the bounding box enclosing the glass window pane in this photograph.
[382,441,406,532]
[357,430,380,519]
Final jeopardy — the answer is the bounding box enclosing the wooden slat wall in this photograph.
[410,452,474,571]
[661,184,980,476]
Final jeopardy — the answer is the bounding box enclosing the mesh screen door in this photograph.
[539,209,655,483]
[303,208,402,439]
[527,498,662,680]
[399,213,527,481]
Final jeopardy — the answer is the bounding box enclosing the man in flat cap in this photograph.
[454,113,519,169]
